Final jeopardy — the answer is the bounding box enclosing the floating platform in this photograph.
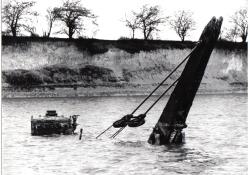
[31,110,78,136]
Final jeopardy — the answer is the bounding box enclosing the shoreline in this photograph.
[2,86,247,99]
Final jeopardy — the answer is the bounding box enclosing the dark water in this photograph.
[2,94,247,175]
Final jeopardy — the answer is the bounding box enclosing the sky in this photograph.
[2,0,248,41]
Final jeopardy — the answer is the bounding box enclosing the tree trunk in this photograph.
[143,29,147,40]
[181,36,185,42]
[241,34,247,43]
[11,27,16,37]
[47,22,53,37]
[146,31,151,40]
[68,27,73,39]
[146,27,153,40]
[143,23,147,40]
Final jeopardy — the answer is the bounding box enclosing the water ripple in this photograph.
[2,94,247,175]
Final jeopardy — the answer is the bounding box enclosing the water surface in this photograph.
[2,94,247,175]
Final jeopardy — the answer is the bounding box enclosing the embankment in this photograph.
[2,36,247,98]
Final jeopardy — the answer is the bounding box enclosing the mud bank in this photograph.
[2,37,247,98]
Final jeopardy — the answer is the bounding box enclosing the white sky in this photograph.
[3,0,248,41]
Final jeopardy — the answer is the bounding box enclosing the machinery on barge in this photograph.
[31,110,79,136]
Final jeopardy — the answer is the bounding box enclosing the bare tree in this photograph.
[135,5,167,40]
[124,13,140,39]
[24,25,38,36]
[53,0,96,39]
[44,8,57,37]
[169,10,195,42]
[224,26,239,42]
[2,0,38,37]
[230,8,248,42]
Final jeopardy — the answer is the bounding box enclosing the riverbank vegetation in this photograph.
[2,64,118,87]
[2,35,247,55]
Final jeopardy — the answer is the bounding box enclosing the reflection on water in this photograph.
[2,94,247,175]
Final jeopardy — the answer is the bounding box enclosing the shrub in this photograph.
[75,39,109,55]
[23,71,43,85]
[79,65,117,82]
[2,64,119,87]
[122,69,132,82]
[118,36,130,40]
[42,65,79,83]
[3,69,43,86]
[86,43,109,55]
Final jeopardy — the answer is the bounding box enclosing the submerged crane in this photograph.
[96,17,223,145]
[148,17,223,145]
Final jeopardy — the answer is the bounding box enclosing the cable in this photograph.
[96,44,198,139]
[111,78,179,139]
[130,44,198,115]
[96,125,113,139]
[144,78,179,115]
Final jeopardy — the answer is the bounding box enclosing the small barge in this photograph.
[31,110,79,136]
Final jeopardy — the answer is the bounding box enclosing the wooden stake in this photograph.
[79,128,83,140]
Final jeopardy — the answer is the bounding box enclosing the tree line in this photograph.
[2,0,248,42]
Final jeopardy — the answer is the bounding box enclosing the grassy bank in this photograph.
[2,36,247,54]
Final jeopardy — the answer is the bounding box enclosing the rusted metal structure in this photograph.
[96,17,223,144]
[31,110,79,136]
[148,17,223,145]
